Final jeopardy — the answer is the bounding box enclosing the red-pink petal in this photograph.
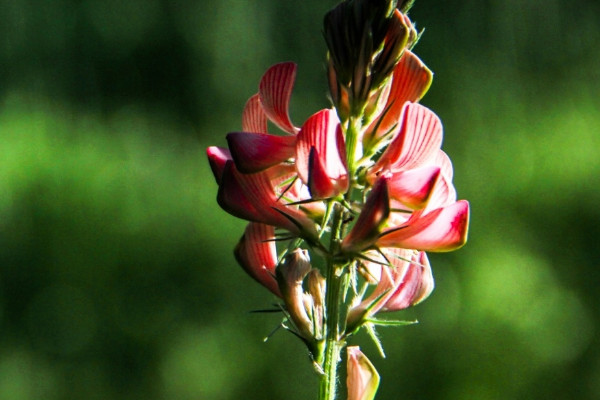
[382,251,434,311]
[234,222,281,297]
[242,94,268,133]
[433,149,454,181]
[259,62,298,134]
[387,165,441,210]
[366,50,433,143]
[307,147,337,199]
[206,146,232,183]
[377,200,470,252]
[296,109,347,197]
[373,102,443,174]
[217,161,316,236]
[341,177,390,254]
[226,131,296,173]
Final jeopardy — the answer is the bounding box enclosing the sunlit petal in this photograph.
[206,146,232,183]
[387,165,441,209]
[259,62,299,134]
[373,102,443,174]
[227,131,296,173]
[378,200,470,252]
[341,177,390,254]
[234,222,281,297]
[242,94,268,133]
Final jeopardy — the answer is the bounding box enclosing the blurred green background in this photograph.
[1,0,599,399]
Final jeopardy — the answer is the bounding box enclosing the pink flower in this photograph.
[347,250,434,328]
[342,102,470,255]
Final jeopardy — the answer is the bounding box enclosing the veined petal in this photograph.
[372,102,443,174]
[382,251,434,311]
[387,165,441,210]
[347,248,412,325]
[377,200,470,252]
[217,161,316,236]
[366,50,433,143]
[341,177,390,254]
[408,252,434,306]
[242,94,268,133]
[234,222,281,297]
[424,173,457,212]
[259,62,298,134]
[347,346,380,400]
[227,131,296,173]
[206,146,232,183]
[296,109,347,186]
[433,149,454,182]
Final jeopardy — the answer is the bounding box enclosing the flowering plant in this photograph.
[207,0,469,398]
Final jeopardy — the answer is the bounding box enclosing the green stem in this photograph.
[319,203,347,400]
[345,116,362,183]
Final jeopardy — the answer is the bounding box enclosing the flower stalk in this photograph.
[206,1,470,399]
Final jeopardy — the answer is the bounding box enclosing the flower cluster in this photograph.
[207,0,469,398]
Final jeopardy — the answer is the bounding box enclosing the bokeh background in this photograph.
[1,0,599,399]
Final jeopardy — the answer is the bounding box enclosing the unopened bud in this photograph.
[276,249,314,339]
[347,346,380,400]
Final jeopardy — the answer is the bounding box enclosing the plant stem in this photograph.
[319,203,346,400]
[345,116,362,182]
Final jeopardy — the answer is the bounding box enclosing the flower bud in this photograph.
[276,249,314,339]
[347,346,380,400]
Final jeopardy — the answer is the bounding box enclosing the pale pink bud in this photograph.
[276,249,314,339]
[347,346,380,400]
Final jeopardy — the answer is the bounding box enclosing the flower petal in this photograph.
[259,62,298,134]
[377,200,470,252]
[206,146,232,183]
[341,177,390,254]
[386,165,441,210]
[365,50,433,144]
[372,102,443,174]
[226,131,296,173]
[234,222,281,297]
[242,94,268,133]
[296,109,346,180]
[217,161,316,236]
[383,251,434,311]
